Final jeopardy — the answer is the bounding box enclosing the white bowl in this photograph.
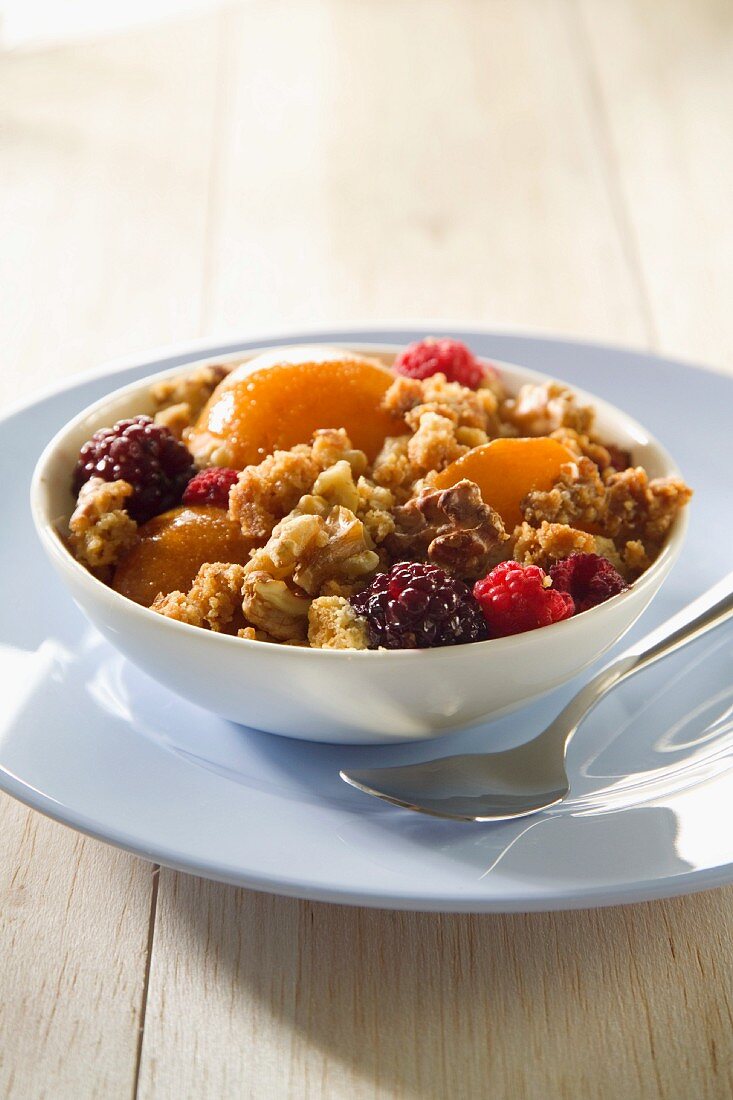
[31,344,688,745]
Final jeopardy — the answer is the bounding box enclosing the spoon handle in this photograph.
[544,571,733,755]
[617,569,733,680]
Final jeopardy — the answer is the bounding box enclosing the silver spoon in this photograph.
[340,572,733,821]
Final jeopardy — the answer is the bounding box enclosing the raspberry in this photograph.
[73,415,196,522]
[473,561,575,637]
[182,467,239,508]
[350,562,489,649]
[549,553,629,613]
[393,338,493,390]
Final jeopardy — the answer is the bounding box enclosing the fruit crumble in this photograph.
[66,339,692,649]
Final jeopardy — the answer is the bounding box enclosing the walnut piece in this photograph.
[308,596,369,650]
[69,478,138,570]
[502,381,594,437]
[240,502,379,639]
[151,562,246,633]
[229,429,367,540]
[241,571,312,641]
[387,479,509,581]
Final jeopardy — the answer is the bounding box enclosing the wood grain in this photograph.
[138,875,733,1100]
[1,1,733,1098]
[201,0,647,343]
[577,0,733,372]
[0,14,218,1099]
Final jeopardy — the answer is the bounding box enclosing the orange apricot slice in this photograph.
[433,437,575,530]
[188,346,405,468]
[112,505,255,606]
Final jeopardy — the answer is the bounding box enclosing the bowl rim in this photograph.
[30,341,689,660]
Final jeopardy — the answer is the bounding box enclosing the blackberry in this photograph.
[73,415,196,522]
[350,561,489,649]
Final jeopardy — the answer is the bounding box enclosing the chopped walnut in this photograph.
[69,478,138,570]
[502,381,594,437]
[295,506,379,595]
[312,460,360,512]
[308,596,369,650]
[150,562,245,633]
[387,479,509,581]
[522,457,607,529]
[241,571,311,641]
[240,503,378,637]
[229,430,367,540]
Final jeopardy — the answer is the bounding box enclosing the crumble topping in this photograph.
[388,479,509,581]
[308,596,369,650]
[383,373,500,434]
[67,340,693,651]
[151,364,230,438]
[502,381,594,437]
[69,477,138,570]
[229,429,367,541]
[151,562,245,633]
[522,456,607,529]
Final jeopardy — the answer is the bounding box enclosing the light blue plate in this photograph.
[2,328,732,911]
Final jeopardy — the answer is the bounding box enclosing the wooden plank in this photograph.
[139,875,733,1099]
[200,0,647,344]
[576,0,733,372]
[0,14,220,1098]
[0,14,219,406]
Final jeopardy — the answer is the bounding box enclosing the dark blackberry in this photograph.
[549,553,629,613]
[72,415,196,522]
[350,561,489,649]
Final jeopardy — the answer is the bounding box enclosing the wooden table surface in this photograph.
[2,2,732,1097]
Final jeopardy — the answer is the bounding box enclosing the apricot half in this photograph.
[434,437,575,530]
[112,505,255,606]
[187,346,405,468]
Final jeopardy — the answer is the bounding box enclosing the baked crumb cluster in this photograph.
[67,340,692,649]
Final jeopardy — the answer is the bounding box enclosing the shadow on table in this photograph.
[164,808,695,1100]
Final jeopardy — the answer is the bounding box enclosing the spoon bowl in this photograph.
[341,573,733,820]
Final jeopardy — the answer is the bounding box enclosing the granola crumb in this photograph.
[154,402,192,440]
[150,562,245,633]
[229,429,368,541]
[502,381,594,436]
[522,456,607,529]
[150,364,229,427]
[69,477,138,570]
[512,521,597,570]
[308,596,369,650]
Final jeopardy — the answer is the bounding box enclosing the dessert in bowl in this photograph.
[31,339,691,744]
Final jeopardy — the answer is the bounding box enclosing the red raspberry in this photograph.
[473,561,575,637]
[73,415,196,522]
[393,338,493,390]
[350,562,489,649]
[182,467,239,508]
[549,553,629,613]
